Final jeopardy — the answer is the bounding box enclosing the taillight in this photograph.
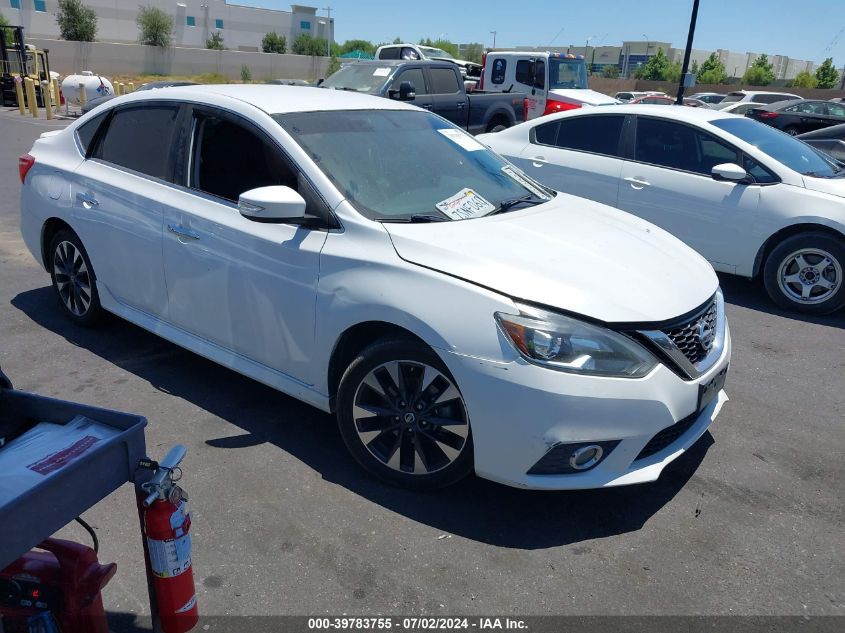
[19,154,35,184]
[479,52,487,90]
[757,111,779,119]
[522,98,530,122]
[543,99,582,116]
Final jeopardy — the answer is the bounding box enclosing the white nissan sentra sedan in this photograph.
[19,86,730,490]
[479,105,845,315]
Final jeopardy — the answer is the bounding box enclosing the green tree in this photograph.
[815,57,840,89]
[664,61,683,83]
[292,32,312,54]
[634,48,671,80]
[338,39,376,57]
[743,54,775,86]
[55,0,97,42]
[392,36,402,44]
[325,54,341,77]
[0,12,15,45]
[418,37,460,58]
[601,64,620,78]
[690,59,699,76]
[261,32,286,54]
[240,64,252,82]
[462,42,484,64]
[792,70,817,89]
[206,31,224,50]
[697,52,729,84]
[136,6,172,48]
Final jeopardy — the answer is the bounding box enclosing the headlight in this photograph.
[495,304,658,378]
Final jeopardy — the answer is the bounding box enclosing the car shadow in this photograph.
[717,273,845,329]
[13,287,711,550]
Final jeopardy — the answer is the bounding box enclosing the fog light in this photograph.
[569,444,603,470]
[527,440,619,475]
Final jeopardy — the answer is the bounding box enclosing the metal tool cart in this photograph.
[0,365,147,632]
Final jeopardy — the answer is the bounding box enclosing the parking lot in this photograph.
[1,109,843,627]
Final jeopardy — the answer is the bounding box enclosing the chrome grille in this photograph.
[661,300,717,365]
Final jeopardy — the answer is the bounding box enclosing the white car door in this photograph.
[512,114,626,207]
[617,116,765,273]
[71,104,176,317]
[159,106,329,386]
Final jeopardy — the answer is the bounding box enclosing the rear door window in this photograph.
[400,47,420,60]
[429,68,460,94]
[826,102,845,117]
[93,105,180,181]
[515,60,531,85]
[378,47,399,60]
[532,121,559,146]
[555,115,625,157]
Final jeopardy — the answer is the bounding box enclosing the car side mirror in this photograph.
[238,186,306,223]
[711,163,750,183]
[399,81,415,100]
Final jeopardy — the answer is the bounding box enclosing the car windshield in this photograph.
[321,65,392,92]
[712,117,842,177]
[549,59,588,89]
[420,46,454,59]
[275,110,553,221]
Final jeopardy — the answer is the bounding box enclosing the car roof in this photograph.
[763,98,822,110]
[110,84,419,115]
[728,90,798,95]
[338,59,456,68]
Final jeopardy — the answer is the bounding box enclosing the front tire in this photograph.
[49,228,104,326]
[336,338,473,489]
[763,232,845,314]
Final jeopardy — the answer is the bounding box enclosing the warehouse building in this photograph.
[1,1,333,52]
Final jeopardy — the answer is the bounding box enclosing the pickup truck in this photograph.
[321,60,526,134]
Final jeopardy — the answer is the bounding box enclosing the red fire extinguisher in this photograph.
[139,445,199,633]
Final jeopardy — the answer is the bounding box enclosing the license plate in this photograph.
[698,365,728,412]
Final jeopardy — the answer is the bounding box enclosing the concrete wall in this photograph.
[31,38,330,81]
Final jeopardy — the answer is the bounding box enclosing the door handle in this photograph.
[167,224,200,241]
[531,156,548,167]
[421,103,432,109]
[76,192,99,208]
[624,176,651,189]
[457,101,465,108]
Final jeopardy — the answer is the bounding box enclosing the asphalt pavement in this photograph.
[0,110,843,629]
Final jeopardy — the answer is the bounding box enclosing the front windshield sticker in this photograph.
[435,188,496,220]
[373,67,391,77]
[438,128,485,152]
[501,165,552,200]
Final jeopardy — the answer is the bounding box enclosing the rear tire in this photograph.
[763,232,845,315]
[486,118,509,133]
[48,228,105,326]
[336,338,473,490]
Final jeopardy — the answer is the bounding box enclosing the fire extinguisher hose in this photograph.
[74,516,99,554]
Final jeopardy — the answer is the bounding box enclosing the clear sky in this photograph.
[234,0,844,65]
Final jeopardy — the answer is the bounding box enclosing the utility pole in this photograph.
[322,6,332,57]
[675,0,700,104]
[490,31,497,49]
[840,65,845,90]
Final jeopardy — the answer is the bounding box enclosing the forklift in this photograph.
[1,24,54,107]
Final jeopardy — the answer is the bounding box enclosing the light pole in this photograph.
[675,0,700,104]
[490,31,497,48]
[585,35,595,73]
[643,34,652,57]
[321,6,332,57]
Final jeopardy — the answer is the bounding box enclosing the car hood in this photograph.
[802,174,845,198]
[549,89,620,106]
[383,194,718,323]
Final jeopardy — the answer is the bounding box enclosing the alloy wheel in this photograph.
[777,248,841,305]
[53,240,92,316]
[352,360,469,475]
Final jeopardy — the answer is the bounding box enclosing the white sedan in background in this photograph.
[480,105,845,314]
[20,86,729,490]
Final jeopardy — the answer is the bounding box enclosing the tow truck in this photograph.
[478,51,618,120]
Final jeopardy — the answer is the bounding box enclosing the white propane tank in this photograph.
[61,71,114,105]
